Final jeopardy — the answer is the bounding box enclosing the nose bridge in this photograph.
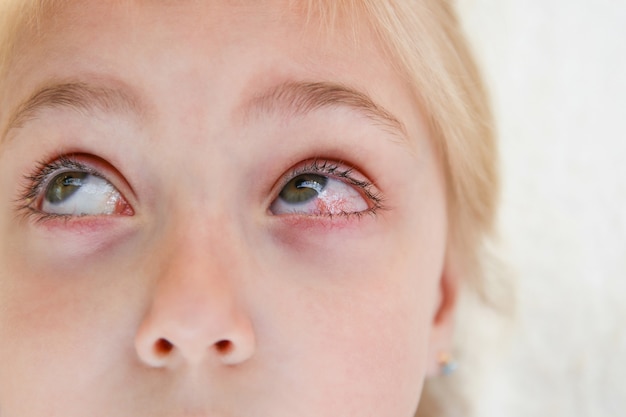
[135,210,256,368]
[163,209,241,287]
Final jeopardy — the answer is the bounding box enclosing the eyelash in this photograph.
[280,159,385,218]
[16,155,385,223]
[17,155,107,223]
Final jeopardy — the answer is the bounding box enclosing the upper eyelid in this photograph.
[22,157,99,199]
[295,160,376,190]
[276,159,382,202]
[280,160,358,187]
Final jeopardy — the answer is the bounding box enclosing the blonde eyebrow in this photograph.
[2,80,407,142]
[245,81,407,139]
[2,81,143,140]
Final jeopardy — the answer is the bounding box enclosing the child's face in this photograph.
[0,2,454,416]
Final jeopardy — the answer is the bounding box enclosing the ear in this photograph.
[425,247,460,377]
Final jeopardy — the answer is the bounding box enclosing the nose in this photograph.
[134,226,256,369]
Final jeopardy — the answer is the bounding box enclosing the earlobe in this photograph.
[426,248,460,377]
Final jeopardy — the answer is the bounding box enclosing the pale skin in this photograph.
[0,2,458,416]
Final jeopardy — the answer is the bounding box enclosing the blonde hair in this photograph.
[318,4,500,416]
[0,1,499,416]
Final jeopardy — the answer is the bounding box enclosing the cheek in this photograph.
[0,235,144,408]
[273,277,432,415]
[251,226,441,415]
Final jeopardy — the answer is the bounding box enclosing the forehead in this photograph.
[9,1,383,75]
[1,1,427,152]
[3,0,387,92]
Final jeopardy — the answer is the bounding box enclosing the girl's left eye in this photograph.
[269,162,380,216]
[40,171,128,216]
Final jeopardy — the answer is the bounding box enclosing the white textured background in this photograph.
[456,1,626,416]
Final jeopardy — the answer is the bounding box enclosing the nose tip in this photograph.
[134,245,257,368]
[135,303,257,368]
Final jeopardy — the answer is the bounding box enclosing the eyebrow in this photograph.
[2,80,407,142]
[2,81,143,140]
[244,81,407,139]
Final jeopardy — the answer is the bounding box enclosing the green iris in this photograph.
[279,174,328,204]
[45,172,88,204]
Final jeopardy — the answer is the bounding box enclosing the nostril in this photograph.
[154,338,174,357]
[215,339,232,354]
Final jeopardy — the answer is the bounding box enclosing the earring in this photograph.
[438,352,458,376]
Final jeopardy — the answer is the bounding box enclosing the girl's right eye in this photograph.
[40,170,129,216]
[21,156,134,219]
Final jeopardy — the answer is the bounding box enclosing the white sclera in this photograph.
[271,177,368,215]
[41,174,121,216]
